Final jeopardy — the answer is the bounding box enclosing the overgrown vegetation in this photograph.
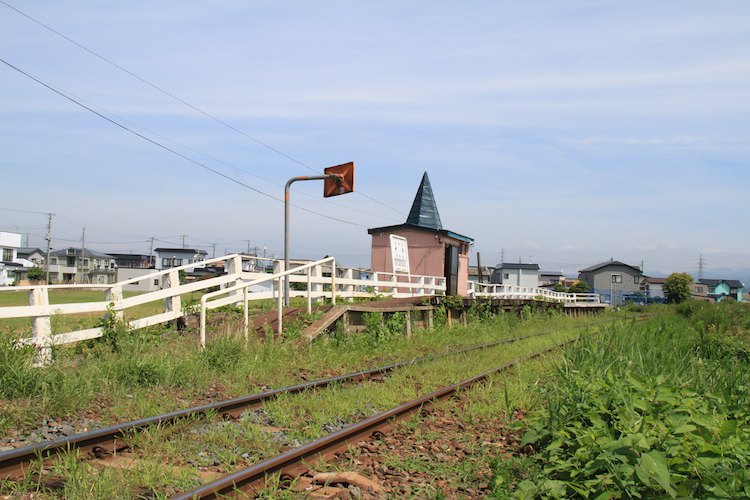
[492,301,750,498]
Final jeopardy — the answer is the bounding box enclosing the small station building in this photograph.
[368,172,473,296]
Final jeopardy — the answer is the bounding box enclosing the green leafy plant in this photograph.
[98,303,129,352]
[493,314,750,498]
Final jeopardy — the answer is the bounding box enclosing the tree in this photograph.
[569,281,589,294]
[663,272,693,303]
[26,266,45,281]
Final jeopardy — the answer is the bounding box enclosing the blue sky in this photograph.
[1,1,749,279]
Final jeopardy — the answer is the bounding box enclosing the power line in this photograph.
[1,0,407,217]
[63,91,401,224]
[0,57,368,228]
[0,206,49,215]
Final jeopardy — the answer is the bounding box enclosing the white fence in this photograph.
[1,253,602,364]
[0,254,446,364]
[467,281,600,304]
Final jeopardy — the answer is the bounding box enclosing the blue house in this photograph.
[699,279,744,302]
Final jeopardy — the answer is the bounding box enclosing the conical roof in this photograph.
[406,172,442,230]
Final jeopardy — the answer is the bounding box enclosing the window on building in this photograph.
[612,274,622,284]
[709,287,716,294]
[695,286,703,294]
[50,257,57,265]
[172,258,183,266]
[634,276,640,284]
[154,279,159,286]
[162,258,171,267]
[2,248,12,261]
[82,258,89,267]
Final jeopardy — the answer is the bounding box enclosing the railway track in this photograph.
[0,314,652,496]
[0,332,555,481]
[173,340,573,499]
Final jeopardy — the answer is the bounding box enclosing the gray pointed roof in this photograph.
[406,172,442,230]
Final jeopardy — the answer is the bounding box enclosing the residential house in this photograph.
[17,247,46,267]
[468,265,492,284]
[538,270,564,287]
[48,248,117,284]
[642,277,666,300]
[0,232,22,285]
[108,253,152,269]
[690,282,711,302]
[699,279,744,302]
[490,263,540,288]
[153,248,208,270]
[368,172,473,296]
[578,259,643,306]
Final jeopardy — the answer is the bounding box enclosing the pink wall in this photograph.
[370,228,470,296]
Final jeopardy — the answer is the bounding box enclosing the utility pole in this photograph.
[477,252,484,284]
[501,247,505,264]
[44,212,54,284]
[148,237,155,268]
[180,235,188,248]
[243,240,251,254]
[25,233,29,247]
[211,243,216,259]
[79,227,86,284]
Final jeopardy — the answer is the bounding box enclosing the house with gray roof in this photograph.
[699,279,744,302]
[490,263,540,288]
[578,259,643,305]
[48,247,116,284]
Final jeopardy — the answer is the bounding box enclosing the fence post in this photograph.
[343,268,354,301]
[106,285,124,321]
[276,277,283,336]
[243,287,249,341]
[29,286,52,367]
[225,255,243,306]
[162,270,182,319]
[331,259,337,306]
[307,269,312,314]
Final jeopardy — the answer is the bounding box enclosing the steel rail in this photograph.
[0,314,651,480]
[173,339,575,499]
[0,332,553,479]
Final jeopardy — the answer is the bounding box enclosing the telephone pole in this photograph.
[79,227,86,284]
[243,240,251,254]
[211,243,217,259]
[180,235,188,248]
[148,237,155,268]
[44,212,54,284]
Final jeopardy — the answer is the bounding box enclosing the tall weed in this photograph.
[494,312,750,498]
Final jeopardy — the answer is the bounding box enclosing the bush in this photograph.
[494,315,750,498]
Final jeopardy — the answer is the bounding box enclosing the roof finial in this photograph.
[405,172,442,230]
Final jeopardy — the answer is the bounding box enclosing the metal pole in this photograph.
[44,212,53,284]
[284,174,341,306]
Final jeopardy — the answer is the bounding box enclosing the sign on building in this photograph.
[389,235,410,274]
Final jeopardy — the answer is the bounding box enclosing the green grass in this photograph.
[491,301,750,498]
[0,302,641,498]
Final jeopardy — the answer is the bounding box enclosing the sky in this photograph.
[1,1,749,280]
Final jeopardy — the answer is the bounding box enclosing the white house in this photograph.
[0,232,22,285]
[490,263,540,288]
[153,248,208,270]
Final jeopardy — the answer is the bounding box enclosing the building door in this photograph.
[444,245,459,296]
